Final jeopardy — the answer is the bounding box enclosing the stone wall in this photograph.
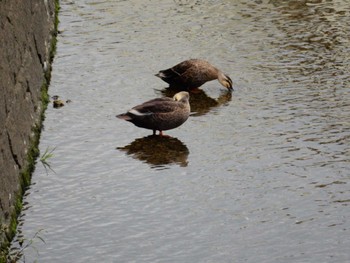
[0,0,57,253]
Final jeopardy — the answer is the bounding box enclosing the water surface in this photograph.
[13,0,350,262]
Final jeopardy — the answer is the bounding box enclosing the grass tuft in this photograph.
[40,147,56,174]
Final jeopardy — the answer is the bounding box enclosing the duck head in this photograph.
[173,91,190,103]
[218,72,233,91]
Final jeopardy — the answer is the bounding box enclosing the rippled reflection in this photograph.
[117,135,189,169]
[262,0,350,85]
[158,88,232,116]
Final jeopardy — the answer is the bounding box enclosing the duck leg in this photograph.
[190,87,202,94]
[159,130,172,137]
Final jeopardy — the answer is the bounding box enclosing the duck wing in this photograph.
[156,60,195,80]
[170,60,196,75]
[130,97,176,116]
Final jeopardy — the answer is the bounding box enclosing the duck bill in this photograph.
[225,84,234,92]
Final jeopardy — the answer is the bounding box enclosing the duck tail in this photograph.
[155,72,162,78]
[116,113,132,121]
[155,68,178,80]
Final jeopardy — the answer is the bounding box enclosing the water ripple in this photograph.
[12,0,350,262]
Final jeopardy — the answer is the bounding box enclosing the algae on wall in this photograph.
[0,0,59,260]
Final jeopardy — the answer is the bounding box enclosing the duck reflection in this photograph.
[117,135,189,168]
[158,88,232,117]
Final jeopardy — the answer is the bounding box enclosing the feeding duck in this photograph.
[155,59,233,92]
[116,91,190,136]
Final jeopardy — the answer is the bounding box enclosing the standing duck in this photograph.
[155,59,233,91]
[116,91,190,136]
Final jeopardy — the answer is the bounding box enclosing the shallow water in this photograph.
[12,0,350,262]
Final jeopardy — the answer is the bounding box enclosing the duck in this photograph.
[155,59,233,92]
[116,91,190,136]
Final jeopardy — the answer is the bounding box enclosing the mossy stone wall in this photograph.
[0,0,58,258]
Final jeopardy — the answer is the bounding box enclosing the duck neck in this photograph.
[218,71,226,84]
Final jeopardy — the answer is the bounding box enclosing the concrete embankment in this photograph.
[0,0,58,259]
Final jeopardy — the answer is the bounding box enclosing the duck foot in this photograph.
[189,87,201,94]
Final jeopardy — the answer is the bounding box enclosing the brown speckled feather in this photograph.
[156,59,233,91]
[117,92,190,135]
